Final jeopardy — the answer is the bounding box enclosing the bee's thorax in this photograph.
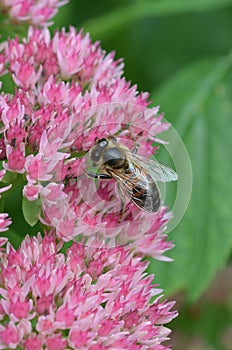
[103,147,126,169]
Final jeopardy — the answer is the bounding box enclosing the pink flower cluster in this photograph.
[0,25,178,349]
[0,234,177,349]
[0,0,68,25]
[0,26,172,257]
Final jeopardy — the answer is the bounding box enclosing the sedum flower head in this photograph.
[0,234,177,349]
[0,0,68,26]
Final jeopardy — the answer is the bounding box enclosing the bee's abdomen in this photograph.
[147,182,161,212]
[132,182,160,212]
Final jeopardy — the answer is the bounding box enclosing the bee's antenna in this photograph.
[107,134,117,144]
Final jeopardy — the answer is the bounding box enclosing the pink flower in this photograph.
[11,61,42,89]
[5,143,26,172]
[0,234,177,349]
[0,182,12,233]
[0,321,20,348]
[23,183,42,200]
[0,0,68,26]
[24,335,43,350]
[47,333,67,350]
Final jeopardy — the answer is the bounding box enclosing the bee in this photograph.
[84,136,178,212]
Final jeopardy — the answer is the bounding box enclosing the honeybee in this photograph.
[84,136,178,212]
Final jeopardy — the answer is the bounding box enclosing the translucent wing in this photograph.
[129,153,178,182]
[108,163,161,212]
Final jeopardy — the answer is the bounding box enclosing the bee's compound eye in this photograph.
[91,149,101,162]
[90,139,108,162]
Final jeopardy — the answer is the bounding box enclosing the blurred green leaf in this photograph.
[83,0,232,38]
[149,54,232,300]
[2,175,42,241]
[22,197,41,227]
[1,171,17,184]
[2,228,22,249]
[0,73,16,94]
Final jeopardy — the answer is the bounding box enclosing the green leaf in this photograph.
[1,228,22,249]
[83,0,232,38]
[22,197,41,227]
[1,171,17,184]
[148,54,232,301]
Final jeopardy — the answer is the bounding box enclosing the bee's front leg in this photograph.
[84,169,112,180]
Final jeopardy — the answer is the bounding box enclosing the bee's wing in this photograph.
[109,164,161,212]
[129,153,178,182]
